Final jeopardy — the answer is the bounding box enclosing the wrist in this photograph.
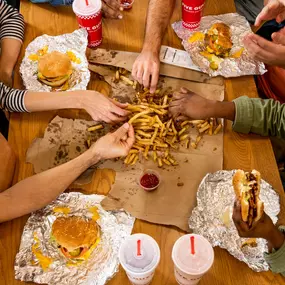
[63,91,84,110]
[267,227,285,251]
[212,101,235,121]
[142,43,160,56]
[86,147,102,166]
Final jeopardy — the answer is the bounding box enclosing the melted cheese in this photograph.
[28,54,39,61]
[66,50,81,64]
[89,206,100,221]
[32,233,53,271]
[188,32,205,43]
[53,207,70,215]
[231,48,244,58]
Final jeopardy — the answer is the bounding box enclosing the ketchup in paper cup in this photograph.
[139,170,161,191]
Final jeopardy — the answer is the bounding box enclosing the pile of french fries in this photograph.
[86,68,223,168]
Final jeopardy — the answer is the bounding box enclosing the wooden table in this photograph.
[1,0,285,284]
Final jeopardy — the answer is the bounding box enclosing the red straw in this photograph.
[190,236,195,255]
[85,0,89,6]
[137,239,141,256]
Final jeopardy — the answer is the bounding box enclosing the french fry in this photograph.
[157,157,163,168]
[166,119,172,132]
[200,121,209,129]
[159,124,165,138]
[209,121,213,135]
[137,141,153,146]
[155,115,164,127]
[181,120,191,127]
[186,138,190,149]
[124,153,133,164]
[163,94,168,106]
[131,154,139,165]
[163,158,171,165]
[87,124,103,132]
[129,110,151,124]
[120,75,134,86]
[190,120,205,125]
[127,153,136,165]
[137,130,152,138]
[180,134,189,141]
[195,135,202,145]
[171,135,177,144]
[155,89,161,94]
[133,80,138,90]
[199,124,210,133]
[144,145,150,159]
[191,142,197,149]
[129,149,139,154]
[168,156,178,166]
[86,139,91,148]
[133,144,144,151]
[150,127,159,144]
[115,70,120,80]
[178,127,187,136]
[171,121,178,135]
[214,124,222,135]
[165,148,169,158]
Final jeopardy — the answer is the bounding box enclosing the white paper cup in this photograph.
[172,234,214,285]
[119,233,160,285]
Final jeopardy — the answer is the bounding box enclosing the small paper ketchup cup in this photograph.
[120,0,134,10]
[182,0,205,31]
[139,169,161,191]
[72,0,102,48]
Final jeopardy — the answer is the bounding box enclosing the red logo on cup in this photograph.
[182,0,205,30]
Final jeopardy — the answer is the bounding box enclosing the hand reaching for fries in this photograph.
[169,87,235,122]
[90,123,135,160]
[169,88,216,120]
[80,91,130,124]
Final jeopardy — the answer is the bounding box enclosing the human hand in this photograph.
[132,49,160,93]
[168,88,216,121]
[102,0,123,19]
[243,33,285,68]
[80,91,130,123]
[256,0,285,26]
[232,200,276,240]
[90,122,135,160]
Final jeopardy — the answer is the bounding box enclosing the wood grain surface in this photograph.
[1,0,284,284]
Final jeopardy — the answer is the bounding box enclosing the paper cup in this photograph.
[72,0,102,48]
[119,234,160,285]
[172,234,214,285]
[182,0,205,30]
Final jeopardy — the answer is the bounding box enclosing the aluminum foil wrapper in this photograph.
[172,13,267,77]
[15,192,135,285]
[189,170,280,272]
[20,29,90,91]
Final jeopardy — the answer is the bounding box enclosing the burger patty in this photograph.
[246,172,258,227]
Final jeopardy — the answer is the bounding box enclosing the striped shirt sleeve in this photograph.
[0,82,28,112]
[0,0,24,42]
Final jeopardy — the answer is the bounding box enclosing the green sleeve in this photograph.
[264,226,285,276]
[232,96,285,138]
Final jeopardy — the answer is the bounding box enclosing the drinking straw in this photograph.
[137,239,142,256]
[85,0,89,6]
[190,236,195,255]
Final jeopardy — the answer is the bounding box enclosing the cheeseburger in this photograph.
[205,23,233,57]
[51,216,100,261]
[233,169,264,228]
[38,51,72,87]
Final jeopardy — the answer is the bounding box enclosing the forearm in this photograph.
[0,38,22,76]
[143,0,176,53]
[24,90,84,112]
[0,150,99,222]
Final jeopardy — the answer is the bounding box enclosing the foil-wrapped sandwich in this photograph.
[172,13,267,77]
[15,193,135,285]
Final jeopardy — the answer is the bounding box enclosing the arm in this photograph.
[0,122,134,222]
[168,88,285,139]
[132,0,176,93]
[0,133,15,192]
[0,82,129,123]
[0,0,24,86]
[232,201,285,276]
